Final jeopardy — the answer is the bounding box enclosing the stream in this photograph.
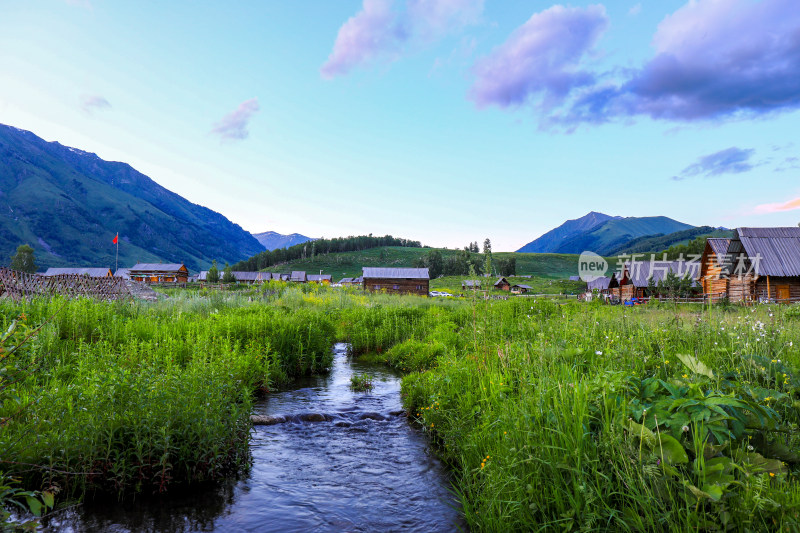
[43,343,464,532]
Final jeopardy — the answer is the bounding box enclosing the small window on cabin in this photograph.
[374,285,380,290]
[393,285,400,290]
[417,285,422,290]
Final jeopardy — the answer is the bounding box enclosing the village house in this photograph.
[338,277,355,286]
[462,280,481,290]
[128,263,189,283]
[307,274,332,284]
[584,276,612,300]
[114,268,130,279]
[723,227,800,303]
[197,271,272,284]
[43,267,112,278]
[511,284,532,294]
[362,267,429,296]
[290,271,307,283]
[699,238,731,301]
[493,277,511,291]
[610,260,700,300]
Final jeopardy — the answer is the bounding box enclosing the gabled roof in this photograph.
[339,277,353,283]
[290,271,307,282]
[352,276,363,283]
[362,268,429,279]
[735,227,800,277]
[43,267,111,277]
[512,284,532,289]
[587,276,611,291]
[462,280,481,287]
[307,274,332,282]
[130,263,187,272]
[625,260,700,288]
[706,238,731,259]
[494,277,509,286]
[569,276,581,281]
[114,268,130,279]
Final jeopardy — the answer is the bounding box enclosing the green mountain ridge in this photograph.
[0,124,265,272]
[518,213,697,255]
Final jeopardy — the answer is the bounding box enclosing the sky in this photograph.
[1,0,799,252]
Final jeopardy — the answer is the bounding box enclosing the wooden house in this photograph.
[699,238,731,300]
[362,267,429,296]
[723,227,800,303]
[610,260,700,300]
[587,276,612,298]
[290,271,307,283]
[114,268,130,279]
[493,277,511,291]
[338,277,355,286]
[128,263,189,283]
[43,267,112,278]
[511,284,532,294]
[462,280,481,290]
[307,274,332,284]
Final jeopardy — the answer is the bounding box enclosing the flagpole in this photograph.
[115,232,119,273]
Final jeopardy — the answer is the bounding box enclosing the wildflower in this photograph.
[682,374,688,379]
[595,351,602,356]
[748,445,754,451]
[682,426,689,433]
[770,472,775,477]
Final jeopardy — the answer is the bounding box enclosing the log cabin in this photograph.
[511,284,532,294]
[290,271,307,283]
[307,274,332,284]
[128,263,189,283]
[723,227,800,303]
[362,267,429,296]
[493,277,511,291]
[610,259,700,300]
[462,280,481,290]
[699,238,731,301]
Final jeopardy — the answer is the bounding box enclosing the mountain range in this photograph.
[517,212,697,256]
[252,231,315,251]
[0,124,265,271]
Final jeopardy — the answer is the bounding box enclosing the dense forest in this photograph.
[233,235,422,271]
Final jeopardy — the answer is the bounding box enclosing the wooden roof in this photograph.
[307,274,332,282]
[130,263,187,272]
[362,268,429,280]
[290,271,307,282]
[43,267,111,277]
[114,268,130,279]
[512,284,532,289]
[339,278,354,283]
[624,260,700,288]
[493,277,509,286]
[462,280,481,287]
[735,227,800,277]
[587,276,611,291]
[706,238,731,259]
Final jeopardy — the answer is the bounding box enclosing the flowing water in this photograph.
[43,343,464,532]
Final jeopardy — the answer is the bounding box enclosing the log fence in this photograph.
[0,268,132,301]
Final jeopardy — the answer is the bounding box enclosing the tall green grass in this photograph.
[0,291,336,499]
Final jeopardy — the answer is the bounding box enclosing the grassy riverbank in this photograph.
[0,286,336,505]
[4,284,800,531]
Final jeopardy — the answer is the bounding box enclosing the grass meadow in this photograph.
[3,282,800,531]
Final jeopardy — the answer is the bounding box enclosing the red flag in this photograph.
[112,233,118,244]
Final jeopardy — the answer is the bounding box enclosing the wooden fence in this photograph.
[0,268,132,301]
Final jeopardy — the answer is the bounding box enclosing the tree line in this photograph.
[414,239,516,278]
[233,235,422,271]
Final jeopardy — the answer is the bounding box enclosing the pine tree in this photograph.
[207,260,220,283]
[222,262,236,283]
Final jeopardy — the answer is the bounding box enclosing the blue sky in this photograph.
[1,0,798,251]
